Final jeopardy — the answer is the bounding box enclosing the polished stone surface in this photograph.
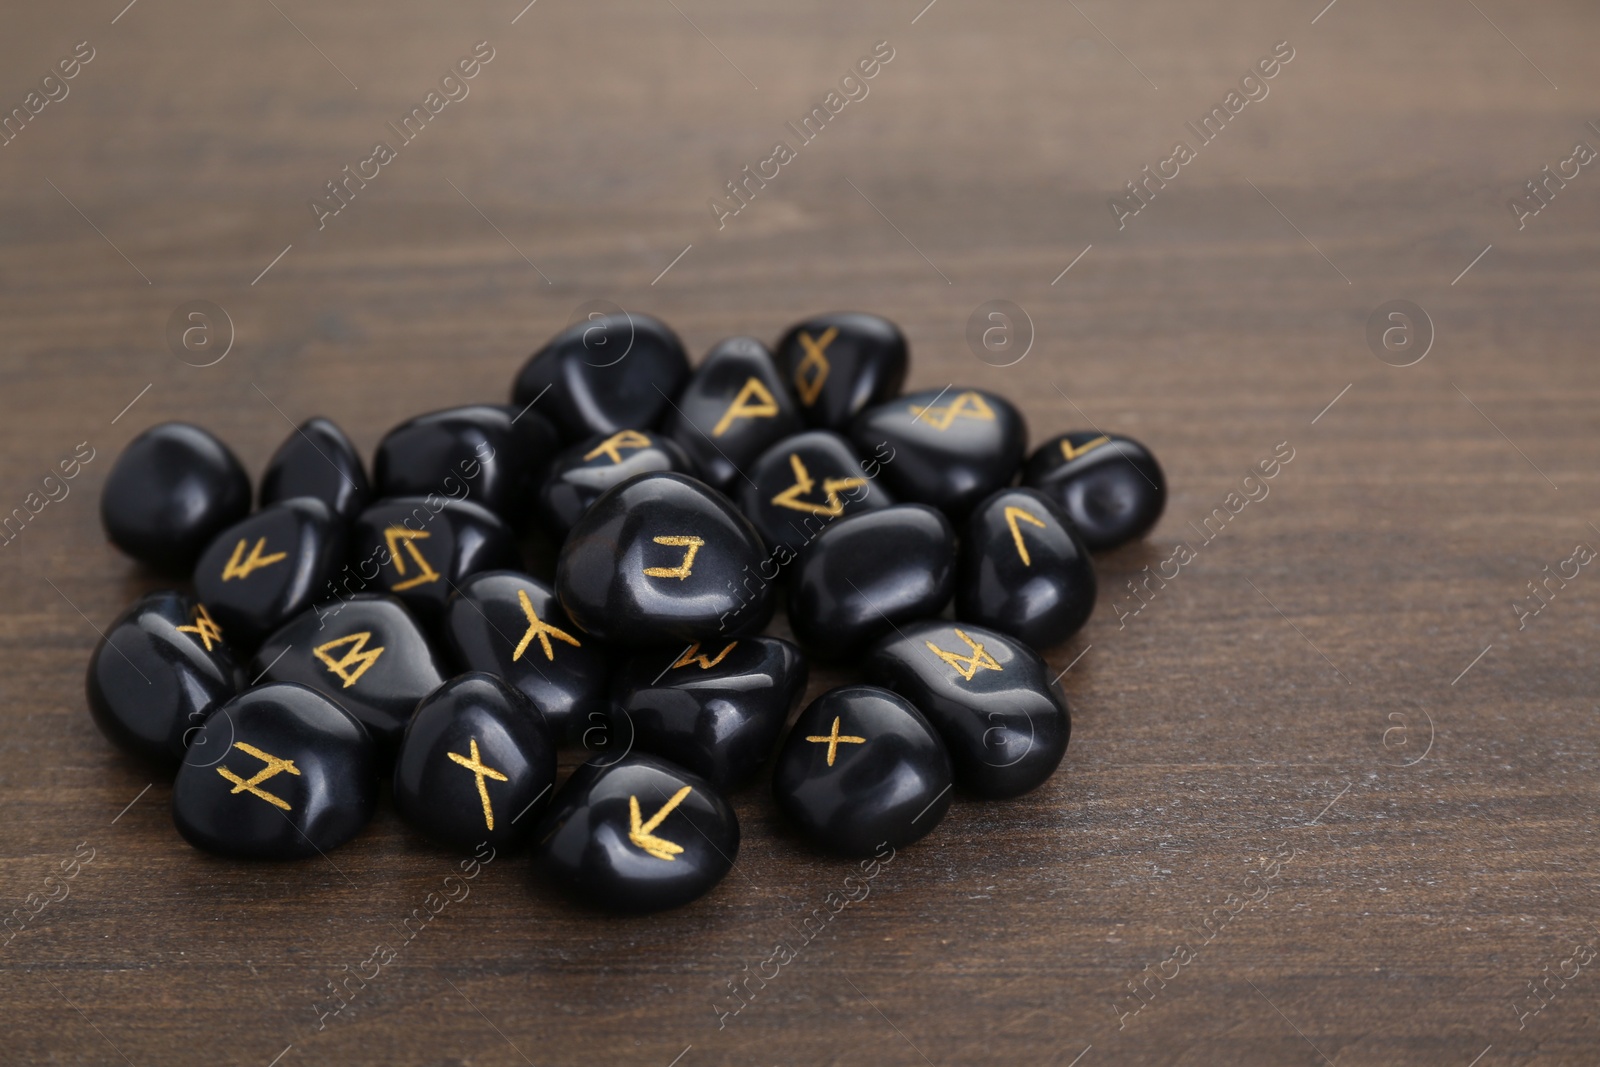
[531,753,738,913]
[535,429,696,539]
[957,487,1097,649]
[863,620,1070,798]
[609,636,807,789]
[773,312,907,430]
[393,673,556,854]
[848,387,1027,520]
[1022,431,1167,551]
[511,312,690,443]
[101,422,251,575]
[373,404,558,522]
[772,684,952,857]
[259,416,371,522]
[737,430,895,561]
[251,594,446,764]
[348,497,518,625]
[192,497,346,651]
[85,591,237,769]
[663,336,803,492]
[555,472,774,645]
[787,505,956,662]
[171,682,378,860]
[443,570,612,747]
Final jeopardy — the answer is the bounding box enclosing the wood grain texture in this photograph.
[1,0,1598,1063]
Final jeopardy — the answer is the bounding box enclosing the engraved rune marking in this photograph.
[805,715,867,767]
[221,537,287,581]
[1003,506,1048,566]
[643,535,705,580]
[628,786,692,861]
[1060,435,1111,461]
[673,641,738,670]
[711,377,780,436]
[447,738,508,831]
[584,429,654,465]
[384,527,443,591]
[216,741,301,811]
[908,390,996,431]
[176,603,224,651]
[513,588,582,662]
[793,327,837,406]
[770,453,868,517]
[312,632,385,689]
[925,628,1004,682]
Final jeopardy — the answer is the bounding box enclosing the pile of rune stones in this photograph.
[88,312,1165,913]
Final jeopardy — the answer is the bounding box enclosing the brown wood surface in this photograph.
[2,0,1598,1063]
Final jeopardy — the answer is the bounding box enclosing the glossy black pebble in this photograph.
[849,387,1027,520]
[393,673,557,854]
[556,472,774,646]
[663,336,804,492]
[252,594,446,763]
[532,753,738,913]
[536,429,696,540]
[1022,432,1166,551]
[374,404,558,522]
[511,312,691,443]
[443,570,611,747]
[609,635,807,789]
[192,497,346,650]
[788,505,956,662]
[172,682,378,860]
[772,685,952,857]
[774,312,908,430]
[101,422,250,574]
[737,430,895,562]
[259,416,371,522]
[958,488,1097,649]
[86,591,236,769]
[864,621,1070,799]
[348,497,518,624]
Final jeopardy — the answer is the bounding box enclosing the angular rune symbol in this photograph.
[448,738,509,831]
[513,589,582,662]
[221,537,287,581]
[792,327,837,406]
[1060,434,1111,461]
[313,632,385,688]
[711,377,780,437]
[1003,506,1047,566]
[628,786,692,861]
[908,391,996,431]
[642,535,705,580]
[177,603,224,651]
[924,628,1004,681]
[770,453,867,517]
[672,641,738,670]
[384,527,442,591]
[216,742,301,811]
[584,430,654,465]
[805,715,866,767]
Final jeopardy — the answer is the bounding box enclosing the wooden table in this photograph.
[2,0,1596,1063]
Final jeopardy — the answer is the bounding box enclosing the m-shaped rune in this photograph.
[805,716,866,767]
[628,786,692,861]
[447,738,508,831]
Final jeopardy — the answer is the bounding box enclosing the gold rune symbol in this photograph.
[628,785,692,861]
[925,628,1004,682]
[793,327,837,406]
[216,741,301,811]
[805,715,866,767]
[1004,506,1047,566]
[673,641,738,670]
[513,588,582,662]
[584,429,654,465]
[770,453,868,517]
[1060,435,1111,461]
[177,603,224,651]
[908,391,996,431]
[221,537,287,581]
[643,535,705,580]
[711,378,780,437]
[312,632,385,689]
[447,738,509,831]
[384,527,442,591]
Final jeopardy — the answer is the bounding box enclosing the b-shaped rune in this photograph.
[770,453,867,517]
[312,632,385,689]
[384,527,443,591]
[642,535,705,580]
[628,785,692,861]
[792,327,837,406]
[221,537,286,581]
[216,741,302,811]
[513,589,582,662]
[447,737,509,831]
[804,715,866,767]
[924,629,1004,682]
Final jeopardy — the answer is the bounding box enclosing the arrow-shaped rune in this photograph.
[628,785,692,861]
